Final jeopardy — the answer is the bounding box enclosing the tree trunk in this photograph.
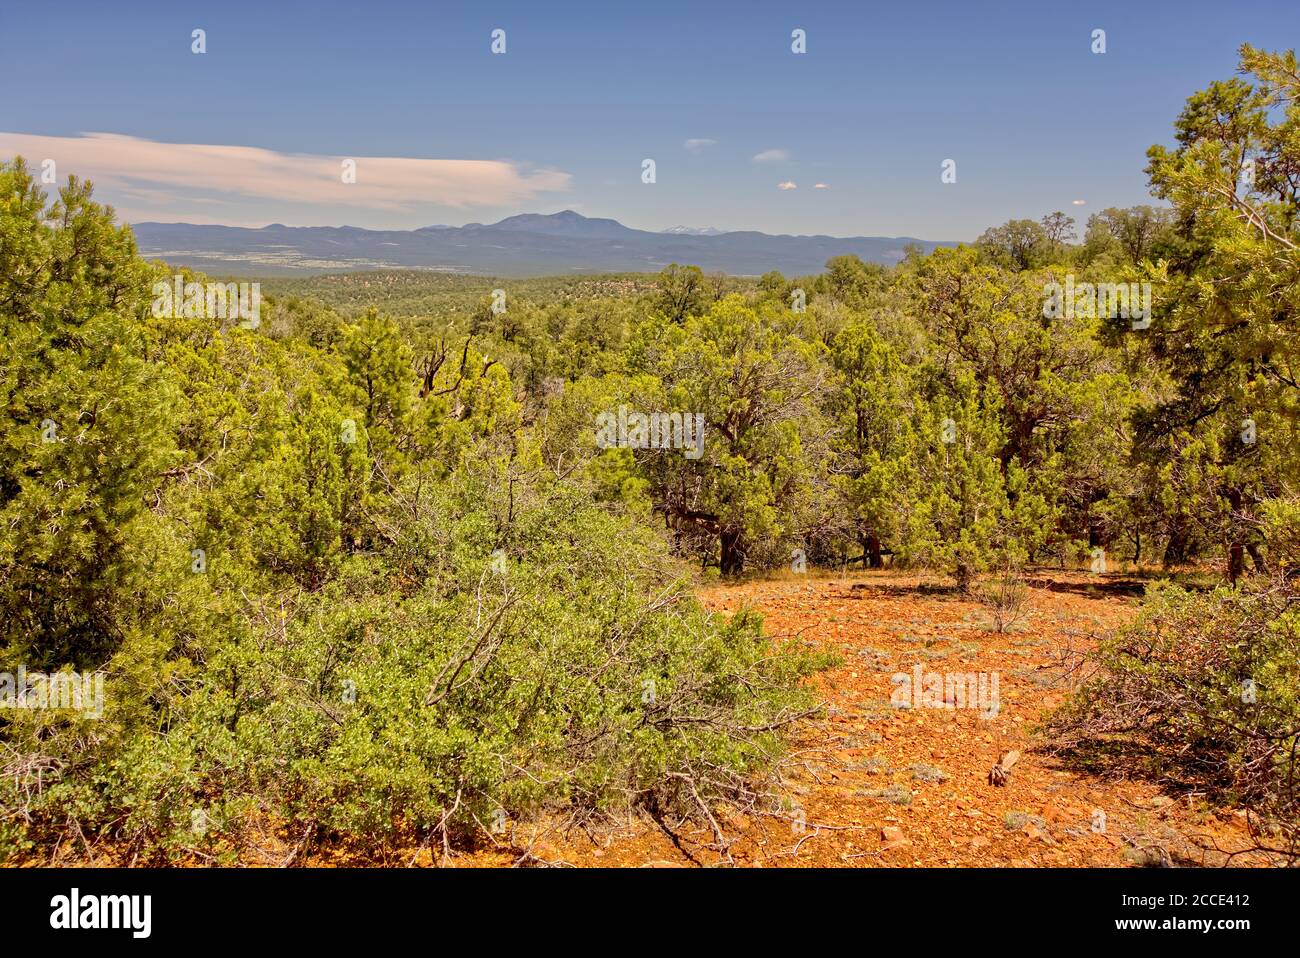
[1227,489,1244,584]
[864,532,883,569]
[1247,542,1267,575]
[720,529,745,577]
[1163,526,1189,568]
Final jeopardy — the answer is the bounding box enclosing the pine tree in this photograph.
[0,160,177,667]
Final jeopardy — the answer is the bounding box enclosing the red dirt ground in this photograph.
[456,568,1264,868]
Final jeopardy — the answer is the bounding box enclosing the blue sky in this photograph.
[2,0,1296,240]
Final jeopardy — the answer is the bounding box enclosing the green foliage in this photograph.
[1048,577,1300,850]
[825,316,912,566]
[652,263,718,323]
[1141,43,1300,578]
[338,307,412,477]
[891,374,1028,588]
[1080,206,1177,266]
[0,160,177,667]
[627,296,829,574]
[0,162,827,863]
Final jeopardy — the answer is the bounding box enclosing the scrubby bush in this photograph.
[1047,575,1300,857]
[1,463,829,863]
[976,566,1031,633]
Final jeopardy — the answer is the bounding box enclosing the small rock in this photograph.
[1023,823,1056,845]
[880,826,910,850]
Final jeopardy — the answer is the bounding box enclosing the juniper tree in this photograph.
[826,316,913,567]
[1144,44,1300,580]
[628,296,829,575]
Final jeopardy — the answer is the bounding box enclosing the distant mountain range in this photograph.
[130,210,957,277]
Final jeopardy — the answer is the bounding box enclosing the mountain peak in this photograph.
[486,210,635,239]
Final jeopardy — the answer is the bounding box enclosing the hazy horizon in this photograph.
[126,207,965,242]
[4,0,1296,240]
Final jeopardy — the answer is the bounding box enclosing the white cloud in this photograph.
[683,138,717,154]
[813,183,829,189]
[0,131,572,213]
[753,149,790,164]
[777,181,798,191]
[1072,199,1087,205]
